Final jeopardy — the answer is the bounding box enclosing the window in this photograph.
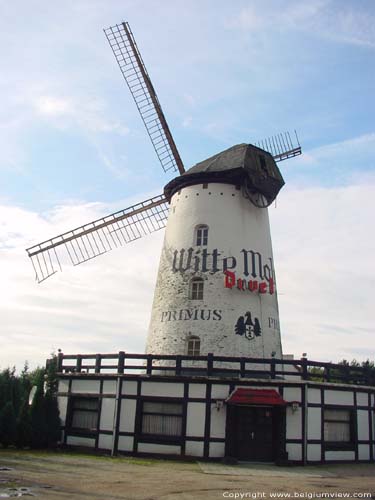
[141,401,183,437]
[324,408,354,449]
[195,225,208,246]
[187,336,200,356]
[190,277,204,300]
[70,397,99,432]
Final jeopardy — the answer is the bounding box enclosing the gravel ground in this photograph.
[0,450,374,500]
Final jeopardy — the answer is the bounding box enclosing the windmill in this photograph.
[26,22,301,361]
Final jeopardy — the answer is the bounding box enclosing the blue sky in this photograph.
[1,0,374,369]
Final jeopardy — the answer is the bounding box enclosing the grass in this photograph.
[0,448,197,469]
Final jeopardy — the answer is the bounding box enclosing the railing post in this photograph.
[240,358,246,378]
[270,357,276,379]
[57,350,63,372]
[176,355,182,376]
[207,353,214,376]
[146,354,152,375]
[301,357,308,380]
[76,355,82,373]
[118,351,125,374]
[95,354,101,374]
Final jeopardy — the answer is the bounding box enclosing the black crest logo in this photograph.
[235,311,261,341]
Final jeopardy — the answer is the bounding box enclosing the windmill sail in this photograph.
[104,22,184,175]
[256,130,301,162]
[26,194,169,283]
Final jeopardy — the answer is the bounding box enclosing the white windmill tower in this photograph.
[26,22,301,364]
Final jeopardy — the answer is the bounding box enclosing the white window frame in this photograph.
[190,277,204,300]
[187,336,201,356]
[195,224,209,246]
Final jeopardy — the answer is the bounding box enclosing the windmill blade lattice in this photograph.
[256,130,301,162]
[104,22,184,175]
[26,194,169,283]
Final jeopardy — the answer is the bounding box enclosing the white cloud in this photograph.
[32,93,130,136]
[270,181,375,362]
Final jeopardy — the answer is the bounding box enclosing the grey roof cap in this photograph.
[164,143,285,203]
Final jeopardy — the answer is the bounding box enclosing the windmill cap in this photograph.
[164,143,285,203]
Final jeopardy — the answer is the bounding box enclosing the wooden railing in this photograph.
[56,351,375,386]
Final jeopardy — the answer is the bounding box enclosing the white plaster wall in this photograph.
[100,398,115,431]
[103,380,117,394]
[137,443,181,455]
[57,396,68,426]
[283,387,302,403]
[98,434,112,450]
[186,403,206,437]
[358,444,370,461]
[286,408,302,439]
[71,380,100,394]
[66,436,95,447]
[141,382,184,398]
[357,410,369,440]
[119,399,137,433]
[357,392,369,407]
[118,436,134,452]
[189,384,206,398]
[308,388,321,404]
[122,381,137,395]
[307,407,321,440]
[324,390,353,406]
[185,441,204,457]
[286,443,302,461]
[210,442,226,458]
[146,183,282,362]
[325,451,355,461]
[307,444,321,462]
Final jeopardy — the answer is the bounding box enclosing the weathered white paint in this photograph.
[58,380,69,393]
[66,436,95,447]
[100,398,115,431]
[119,399,136,433]
[210,406,226,439]
[186,403,206,437]
[185,441,204,457]
[286,443,302,461]
[141,381,184,398]
[307,444,321,462]
[71,380,100,394]
[98,434,112,450]
[57,396,68,425]
[307,407,321,440]
[137,443,181,454]
[357,410,369,440]
[188,384,207,398]
[325,390,354,406]
[283,387,302,402]
[118,436,134,452]
[286,407,302,439]
[122,381,137,395]
[358,444,370,461]
[146,183,282,363]
[209,442,226,458]
[308,388,321,404]
[356,392,369,406]
[103,380,117,394]
[325,450,355,461]
[211,384,230,399]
